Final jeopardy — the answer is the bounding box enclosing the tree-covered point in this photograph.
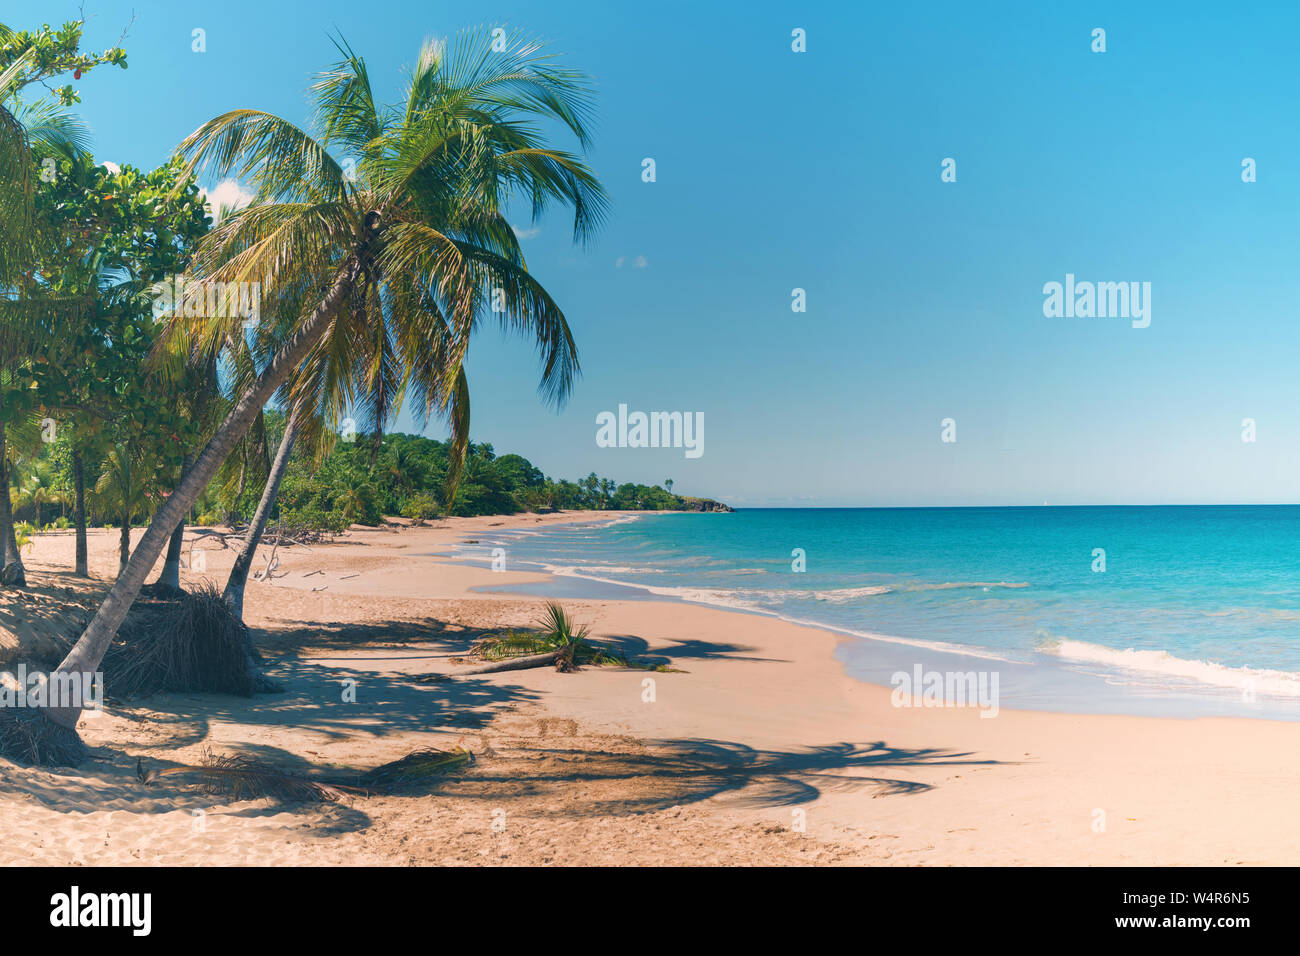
[191,417,725,532]
[8,419,728,538]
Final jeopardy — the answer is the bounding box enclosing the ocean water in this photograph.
[455,506,1300,718]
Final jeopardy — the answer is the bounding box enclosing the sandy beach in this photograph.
[1,510,1297,866]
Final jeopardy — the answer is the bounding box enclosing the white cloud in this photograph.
[634,255,648,268]
[615,255,649,269]
[100,161,121,174]
[201,179,254,223]
[511,223,540,240]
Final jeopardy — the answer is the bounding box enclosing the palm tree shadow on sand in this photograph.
[431,738,1005,815]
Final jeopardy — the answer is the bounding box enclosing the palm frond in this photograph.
[140,750,363,803]
[175,109,348,207]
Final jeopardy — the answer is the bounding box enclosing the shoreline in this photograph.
[3,509,1299,864]
[447,512,1300,722]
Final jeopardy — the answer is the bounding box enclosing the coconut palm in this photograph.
[0,415,24,585]
[158,348,226,591]
[221,404,301,619]
[12,458,58,524]
[333,470,379,524]
[384,443,426,496]
[35,29,605,740]
[90,444,159,575]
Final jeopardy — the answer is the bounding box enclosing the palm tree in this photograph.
[333,469,379,524]
[222,404,301,618]
[384,443,426,496]
[0,413,25,585]
[12,459,57,525]
[90,444,158,575]
[158,349,225,591]
[37,29,605,740]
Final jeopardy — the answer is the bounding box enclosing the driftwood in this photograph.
[189,528,239,548]
[257,518,285,582]
[438,648,570,677]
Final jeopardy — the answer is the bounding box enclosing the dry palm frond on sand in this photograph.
[357,748,474,790]
[138,745,473,802]
[138,751,364,802]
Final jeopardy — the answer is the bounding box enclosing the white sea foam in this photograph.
[904,581,1029,592]
[773,614,1023,663]
[812,585,895,602]
[562,564,660,576]
[1043,638,1300,698]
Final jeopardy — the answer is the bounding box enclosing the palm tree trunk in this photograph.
[0,422,25,587]
[72,450,87,577]
[44,241,370,731]
[224,407,299,620]
[159,454,194,591]
[117,517,130,576]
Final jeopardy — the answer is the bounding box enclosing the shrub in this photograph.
[400,492,440,521]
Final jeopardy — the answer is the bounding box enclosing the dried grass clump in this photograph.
[0,709,87,766]
[104,583,258,698]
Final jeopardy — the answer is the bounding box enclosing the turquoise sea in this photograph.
[455,506,1300,718]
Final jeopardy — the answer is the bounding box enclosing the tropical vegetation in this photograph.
[0,15,702,760]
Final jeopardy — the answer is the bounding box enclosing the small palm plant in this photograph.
[13,520,33,553]
[478,602,622,671]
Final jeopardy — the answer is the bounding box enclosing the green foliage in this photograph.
[399,492,439,522]
[13,520,33,552]
[222,419,694,533]
[0,19,128,106]
[476,602,625,669]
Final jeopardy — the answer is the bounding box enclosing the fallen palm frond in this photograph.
[138,750,363,802]
[103,583,259,697]
[357,747,473,790]
[138,745,473,802]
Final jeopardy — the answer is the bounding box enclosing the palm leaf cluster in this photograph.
[476,601,625,670]
[167,29,606,507]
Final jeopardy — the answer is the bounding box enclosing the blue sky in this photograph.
[13,0,1300,506]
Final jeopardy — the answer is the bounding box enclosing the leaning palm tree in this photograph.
[220,403,302,619]
[32,29,605,746]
